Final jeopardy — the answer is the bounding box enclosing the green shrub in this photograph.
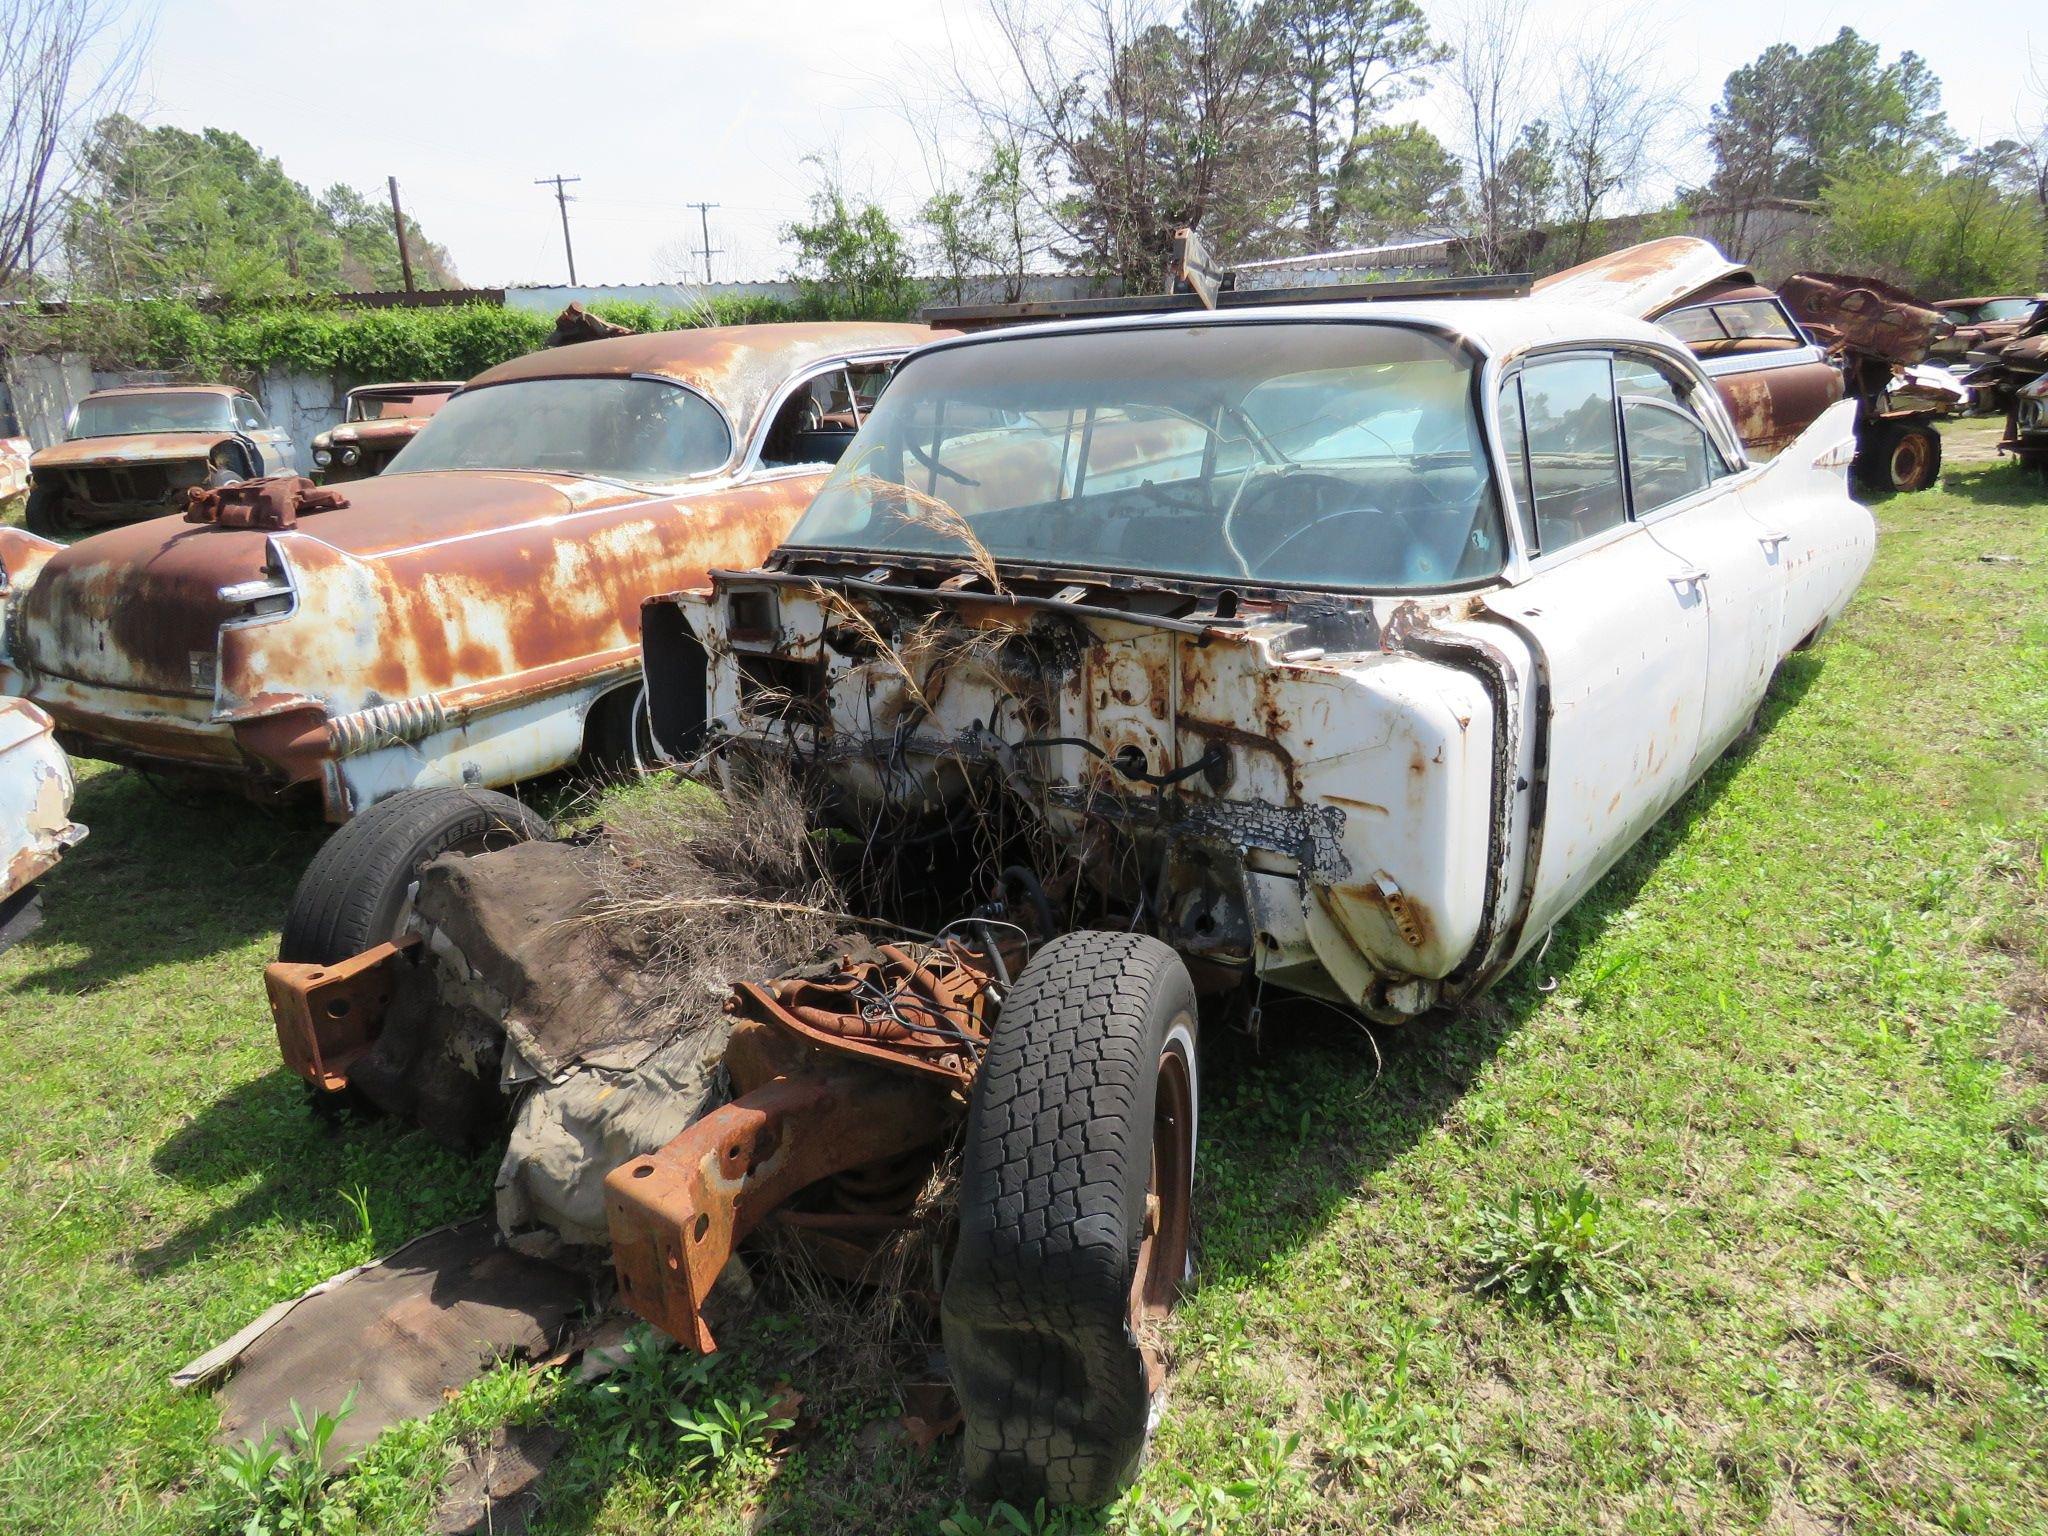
[5,285,880,386]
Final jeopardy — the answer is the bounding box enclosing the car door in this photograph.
[1484,351,1712,940]
[1610,353,1785,771]
[235,395,295,475]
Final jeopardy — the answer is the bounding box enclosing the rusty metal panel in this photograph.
[265,939,413,1091]
[1534,237,1751,318]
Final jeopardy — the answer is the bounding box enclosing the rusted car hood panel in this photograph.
[1534,237,1752,319]
[32,432,228,469]
[323,418,428,449]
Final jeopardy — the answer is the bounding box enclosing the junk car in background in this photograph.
[311,381,460,483]
[1537,236,1845,460]
[22,384,295,537]
[0,325,937,875]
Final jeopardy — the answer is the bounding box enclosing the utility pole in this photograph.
[688,201,721,284]
[387,175,416,293]
[535,173,582,285]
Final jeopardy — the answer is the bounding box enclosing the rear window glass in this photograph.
[389,376,731,483]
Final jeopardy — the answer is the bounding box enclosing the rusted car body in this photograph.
[311,382,461,483]
[0,698,85,951]
[0,324,936,820]
[23,384,296,537]
[1930,293,2044,367]
[664,300,1871,1023]
[1537,237,1844,458]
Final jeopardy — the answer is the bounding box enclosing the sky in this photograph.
[128,0,2047,290]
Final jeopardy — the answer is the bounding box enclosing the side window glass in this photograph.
[236,397,268,431]
[1520,356,1625,555]
[761,364,865,468]
[1615,355,1733,510]
[1496,377,1536,552]
[1658,306,1726,347]
[1711,300,1799,345]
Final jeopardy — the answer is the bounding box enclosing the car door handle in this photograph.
[1667,568,1709,591]
[1757,531,1789,551]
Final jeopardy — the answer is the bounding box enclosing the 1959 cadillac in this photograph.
[269,289,1871,1510]
[0,323,937,834]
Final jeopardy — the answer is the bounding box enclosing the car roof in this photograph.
[1934,293,2044,308]
[903,297,1686,368]
[349,380,462,394]
[466,322,943,438]
[84,383,243,400]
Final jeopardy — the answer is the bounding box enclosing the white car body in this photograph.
[0,698,85,949]
[658,298,1873,1023]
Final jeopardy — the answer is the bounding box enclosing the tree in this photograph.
[0,0,147,295]
[1444,0,1552,271]
[1331,121,1464,241]
[784,163,922,319]
[981,0,1295,285]
[1273,0,1446,248]
[62,117,457,301]
[1552,27,1681,265]
[318,183,456,291]
[1707,28,1956,257]
[1817,151,2045,297]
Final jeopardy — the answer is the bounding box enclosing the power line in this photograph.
[533,173,582,285]
[687,201,722,283]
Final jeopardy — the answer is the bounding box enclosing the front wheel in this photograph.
[942,931,1198,1509]
[279,786,552,964]
[22,482,79,538]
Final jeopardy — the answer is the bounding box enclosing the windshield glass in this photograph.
[785,322,1502,590]
[71,391,235,438]
[1978,298,2035,322]
[387,376,731,482]
[350,389,453,422]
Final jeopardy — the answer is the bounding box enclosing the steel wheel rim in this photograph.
[1891,432,1930,488]
[1130,1028,1194,1390]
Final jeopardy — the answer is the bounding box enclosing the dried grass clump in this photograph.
[849,472,1005,594]
[583,767,850,1033]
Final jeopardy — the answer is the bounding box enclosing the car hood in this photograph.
[317,417,429,450]
[12,469,654,697]
[32,432,233,469]
[1533,236,1752,320]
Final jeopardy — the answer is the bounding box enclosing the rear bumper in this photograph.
[12,650,640,820]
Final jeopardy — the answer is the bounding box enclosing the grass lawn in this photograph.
[0,418,2043,1534]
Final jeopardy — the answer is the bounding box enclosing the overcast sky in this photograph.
[132,0,2046,289]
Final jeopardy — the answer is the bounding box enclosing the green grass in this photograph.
[1,419,2044,1533]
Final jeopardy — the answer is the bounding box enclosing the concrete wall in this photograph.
[4,354,95,451]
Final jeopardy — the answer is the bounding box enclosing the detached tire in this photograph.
[279,787,551,964]
[942,931,1198,1509]
[1856,420,1941,493]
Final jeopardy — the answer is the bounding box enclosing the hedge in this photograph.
[3,291,848,383]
